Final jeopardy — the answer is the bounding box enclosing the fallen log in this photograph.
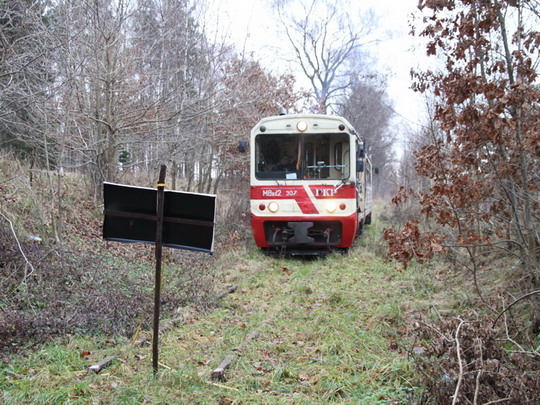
[216,285,238,300]
[211,330,258,382]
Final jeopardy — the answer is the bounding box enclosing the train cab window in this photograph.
[255,133,350,180]
[255,135,299,179]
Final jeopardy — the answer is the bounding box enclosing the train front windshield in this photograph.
[255,133,350,180]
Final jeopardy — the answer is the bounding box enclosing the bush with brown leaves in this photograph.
[412,313,539,404]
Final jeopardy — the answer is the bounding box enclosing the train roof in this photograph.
[252,114,356,135]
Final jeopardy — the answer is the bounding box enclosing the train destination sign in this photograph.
[103,182,216,253]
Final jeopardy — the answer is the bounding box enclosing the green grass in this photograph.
[2,240,431,404]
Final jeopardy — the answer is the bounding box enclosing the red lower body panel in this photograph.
[250,212,358,249]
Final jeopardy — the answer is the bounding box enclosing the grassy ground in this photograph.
[3,158,538,404]
[1,219,436,404]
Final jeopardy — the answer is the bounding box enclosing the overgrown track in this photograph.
[2,246,421,404]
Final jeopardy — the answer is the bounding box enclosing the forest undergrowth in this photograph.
[0,158,222,353]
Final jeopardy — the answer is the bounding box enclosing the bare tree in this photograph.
[52,0,221,196]
[2,0,313,207]
[130,0,222,190]
[207,53,303,193]
[0,0,57,165]
[339,76,396,197]
[272,0,374,113]
[49,0,153,194]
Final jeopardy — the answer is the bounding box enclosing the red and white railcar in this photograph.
[249,113,372,255]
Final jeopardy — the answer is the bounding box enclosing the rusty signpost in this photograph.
[103,165,216,374]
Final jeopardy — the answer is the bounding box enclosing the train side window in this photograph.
[343,149,350,178]
[334,142,343,171]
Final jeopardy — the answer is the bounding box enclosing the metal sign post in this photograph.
[152,165,166,374]
[102,165,216,375]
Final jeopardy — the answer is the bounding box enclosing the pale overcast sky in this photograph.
[206,0,429,131]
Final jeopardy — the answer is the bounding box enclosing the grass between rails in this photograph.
[2,228,434,404]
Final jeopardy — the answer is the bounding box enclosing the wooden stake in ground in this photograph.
[216,285,238,300]
[211,331,258,382]
[87,356,116,374]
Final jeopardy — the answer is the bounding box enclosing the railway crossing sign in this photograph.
[102,165,216,374]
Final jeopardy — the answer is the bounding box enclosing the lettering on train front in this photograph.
[315,189,335,197]
[262,189,281,197]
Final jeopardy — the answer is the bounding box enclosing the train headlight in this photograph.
[325,201,337,213]
[268,201,280,213]
[296,120,308,132]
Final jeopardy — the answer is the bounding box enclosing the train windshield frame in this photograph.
[255,132,351,181]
